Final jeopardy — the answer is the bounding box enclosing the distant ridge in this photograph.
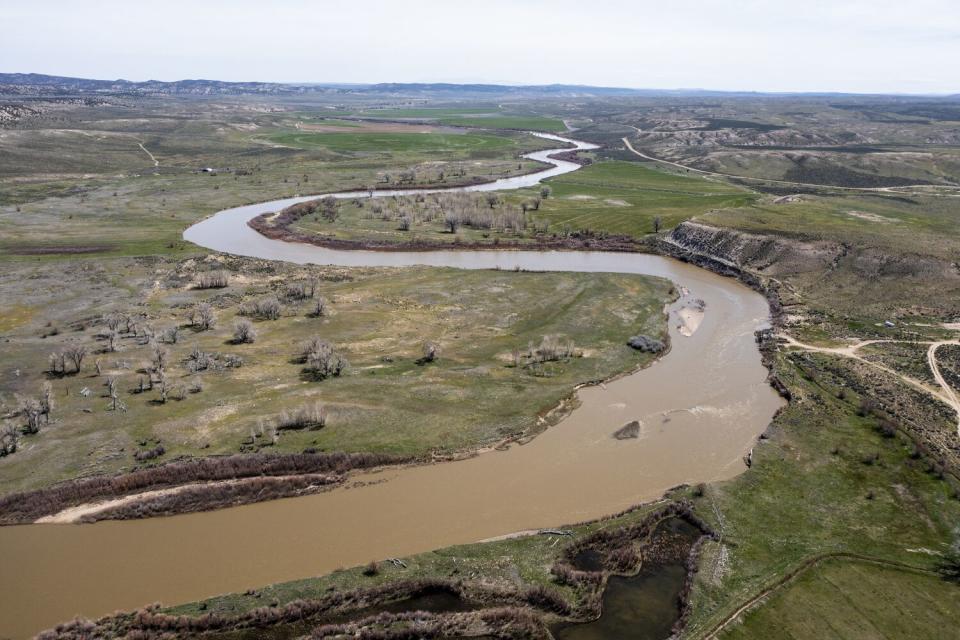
[0,73,957,99]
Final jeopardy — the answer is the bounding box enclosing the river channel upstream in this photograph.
[0,133,782,639]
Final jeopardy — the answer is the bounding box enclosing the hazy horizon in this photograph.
[4,0,959,94]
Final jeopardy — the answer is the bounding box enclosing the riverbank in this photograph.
[35,503,709,640]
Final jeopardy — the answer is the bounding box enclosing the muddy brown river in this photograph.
[0,134,782,639]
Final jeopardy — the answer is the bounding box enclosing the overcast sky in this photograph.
[4,0,958,94]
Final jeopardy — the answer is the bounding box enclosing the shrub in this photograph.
[134,444,166,462]
[420,341,440,364]
[0,451,406,524]
[303,340,347,380]
[233,319,257,344]
[286,280,317,301]
[189,303,216,331]
[276,402,327,431]
[876,418,897,438]
[195,270,229,289]
[309,297,329,318]
[624,333,661,357]
[160,326,181,345]
[240,296,282,321]
[532,335,577,363]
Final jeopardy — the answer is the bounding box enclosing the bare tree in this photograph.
[275,401,328,431]
[39,381,53,423]
[105,377,124,411]
[104,313,125,333]
[233,319,257,344]
[64,345,87,373]
[17,395,43,435]
[444,212,461,233]
[485,193,500,209]
[540,186,552,199]
[653,215,662,234]
[190,302,216,331]
[531,335,577,363]
[151,342,169,373]
[156,369,168,404]
[104,328,120,353]
[48,351,67,376]
[320,196,339,222]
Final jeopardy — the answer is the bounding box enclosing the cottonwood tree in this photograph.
[64,345,87,373]
[156,369,169,404]
[320,196,339,222]
[48,351,67,376]
[444,212,461,233]
[104,328,120,353]
[105,377,125,411]
[39,382,53,422]
[151,342,169,384]
[190,303,216,331]
[17,395,44,435]
[653,215,662,233]
[540,186,551,199]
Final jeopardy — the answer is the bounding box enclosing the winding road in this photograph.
[781,334,960,435]
[622,132,960,196]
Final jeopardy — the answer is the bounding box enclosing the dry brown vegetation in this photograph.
[0,451,405,524]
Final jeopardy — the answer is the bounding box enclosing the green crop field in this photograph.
[356,107,567,132]
[529,161,756,235]
[719,559,960,640]
[266,130,520,154]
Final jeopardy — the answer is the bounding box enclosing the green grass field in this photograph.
[0,260,672,494]
[266,130,519,155]
[530,161,756,235]
[703,193,960,258]
[682,349,960,638]
[719,559,960,640]
[356,107,567,132]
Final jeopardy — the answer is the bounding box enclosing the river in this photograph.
[0,133,782,639]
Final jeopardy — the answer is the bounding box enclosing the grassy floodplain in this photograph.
[265,130,522,155]
[355,106,568,132]
[0,257,672,494]
[719,558,960,639]
[283,160,755,247]
[534,161,755,236]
